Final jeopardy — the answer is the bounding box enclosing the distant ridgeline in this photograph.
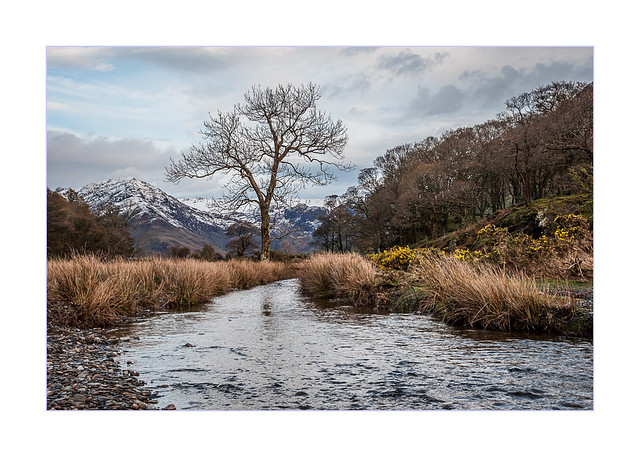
[49,177,326,258]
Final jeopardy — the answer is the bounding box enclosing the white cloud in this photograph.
[45,46,593,199]
[46,101,71,111]
[47,47,115,71]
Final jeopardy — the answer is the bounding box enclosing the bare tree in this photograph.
[166,83,350,260]
[225,221,258,257]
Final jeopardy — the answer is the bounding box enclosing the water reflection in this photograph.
[116,279,593,410]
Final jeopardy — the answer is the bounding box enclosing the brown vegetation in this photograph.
[296,252,382,305]
[411,256,576,332]
[297,251,591,336]
[47,189,135,259]
[47,255,293,328]
[313,81,592,253]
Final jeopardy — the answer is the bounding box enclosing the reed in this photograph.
[47,255,292,328]
[47,255,142,327]
[412,255,573,331]
[297,252,382,305]
[297,251,583,334]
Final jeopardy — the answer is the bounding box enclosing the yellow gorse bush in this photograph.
[363,213,591,278]
[477,224,509,240]
[367,246,444,271]
[450,213,592,278]
[453,249,490,262]
[554,214,589,242]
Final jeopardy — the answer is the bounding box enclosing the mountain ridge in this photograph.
[61,177,325,256]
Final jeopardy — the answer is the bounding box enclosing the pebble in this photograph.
[47,324,168,410]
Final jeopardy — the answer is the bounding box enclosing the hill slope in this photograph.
[77,178,229,256]
[70,177,325,256]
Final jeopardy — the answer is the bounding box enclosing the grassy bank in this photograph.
[47,255,293,328]
[49,251,592,336]
[298,252,592,337]
[295,252,383,304]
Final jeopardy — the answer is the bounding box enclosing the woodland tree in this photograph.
[225,221,259,257]
[47,189,134,258]
[166,83,351,260]
[199,244,221,261]
[340,81,593,251]
[313,194,354,253]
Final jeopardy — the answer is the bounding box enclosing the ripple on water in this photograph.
[117,279,593,411]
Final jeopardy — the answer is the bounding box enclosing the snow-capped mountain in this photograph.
[176,196,327,253]
[69,177,326,256]
[76,177,229,255]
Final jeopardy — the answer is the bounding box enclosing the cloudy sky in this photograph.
[46,46,593,200]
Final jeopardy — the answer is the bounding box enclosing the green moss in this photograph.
[536,278,593,290]
[425,194,592,252]
[498,194,592,237]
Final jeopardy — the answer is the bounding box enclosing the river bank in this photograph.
[46,252,592,409]
[46,255,292,410]
[47,282,593,410]
[47,322,174,410]
[115,278,593,410]
[296,253,593,338]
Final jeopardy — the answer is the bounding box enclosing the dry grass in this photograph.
[297,251,585,335]
[227,258,291,289]
[47,255,292,328]
[297,253,383,305]
[412,255,574,332]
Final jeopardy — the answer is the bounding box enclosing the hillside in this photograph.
[423,193,593,251]
[61,177,325,256]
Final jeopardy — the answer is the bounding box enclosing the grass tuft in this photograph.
[412,255,575,332]
[296,251,588,335]
[297,253,383,306]
[47,255,292,328]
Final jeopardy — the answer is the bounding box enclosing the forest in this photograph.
[313,81,593,253]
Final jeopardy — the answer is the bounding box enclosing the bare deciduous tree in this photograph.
[166,83,350,260]
[225,221,259,258]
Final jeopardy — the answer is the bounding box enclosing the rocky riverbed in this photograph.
[47,325,174,410]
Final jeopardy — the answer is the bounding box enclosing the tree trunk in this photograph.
[260,207,271,261]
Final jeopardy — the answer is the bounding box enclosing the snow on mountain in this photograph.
[179,196,326,227]
[76,178,229,255]
[177,197,254,229]
[72,177,326,256]
[79,177,217,230]
[178,195,327,252]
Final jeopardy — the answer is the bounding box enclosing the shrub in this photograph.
[452,216,593,279]
[367,246,444,271]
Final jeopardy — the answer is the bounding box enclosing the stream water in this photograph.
[116,278,593,410]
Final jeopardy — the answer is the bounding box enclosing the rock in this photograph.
[47,325,154,411]
[163,404,176,410]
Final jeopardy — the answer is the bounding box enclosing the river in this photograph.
[116,278,593,410]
